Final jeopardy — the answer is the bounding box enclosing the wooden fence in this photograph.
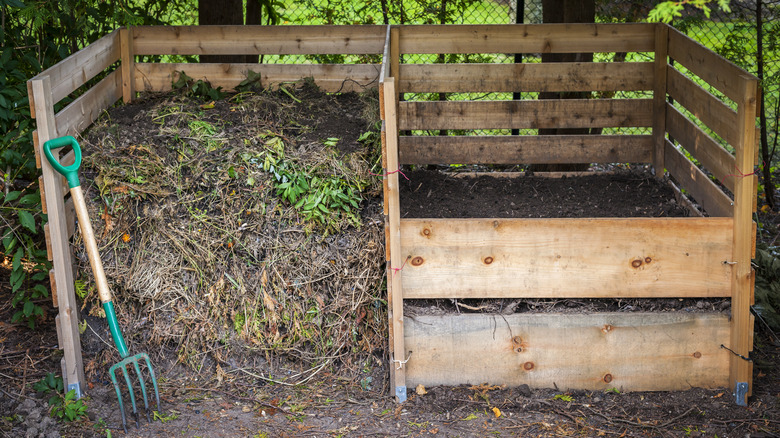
[28,23,757,405]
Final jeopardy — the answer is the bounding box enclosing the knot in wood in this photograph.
[631,259,643,268]
[603,373,613,383]
[411,256,424,267]
[693,351,702,359]
[483,256,494,265]
[523,361,534,371]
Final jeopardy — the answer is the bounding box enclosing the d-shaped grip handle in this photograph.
[43,136,82,189]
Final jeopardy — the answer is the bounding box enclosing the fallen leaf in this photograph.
[416,384,427,395]
[462,413,478,421]
[713,392,724,398]
[492,407,501,418]
[200,101,215,109]
[758,371,766,378]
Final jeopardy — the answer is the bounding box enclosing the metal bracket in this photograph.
[395,386,407,403]
[734,381,748,406]
[68,382,83,399]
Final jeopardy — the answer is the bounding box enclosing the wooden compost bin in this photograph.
[27,23,757,405]
[26,24,386,397]
[377,24,759,404]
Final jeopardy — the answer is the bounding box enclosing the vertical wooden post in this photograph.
[390,27,400,80]
[383,77,407,402]
[120,27,135,103]
[730,74,758,406]
[29,76,86,398]
[652,23,669,177]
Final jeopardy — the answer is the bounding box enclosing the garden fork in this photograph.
[43,136,161,432]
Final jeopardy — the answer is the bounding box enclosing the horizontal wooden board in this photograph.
[399,218,733,298]
[54,70,122,138]
[404,312,730,391]
[398,23,655,54]
[664,140,733,218]
[133,25,386,55]
[667,27,756,103]
[135,63,380,93]
[31,30,120,105]
[399,62,654,93]
[665,105,736,192]
[398,135,652,164]
[398,99,653,130]
[666,67,738,147]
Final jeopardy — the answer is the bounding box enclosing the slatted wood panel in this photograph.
[666,67,739,147]
[398,135,652,165]
[54,70,122,138]
[664,140,733,218]
[399,218,733,299]
[398,23,655,54]
[666,105,736,193]
[134,63,380,93]
[133,25,386,55]
[31,30,120,105]
[398,99,653,130]
[405,312,730,391]
[667,26,755,103]
[398,62,654,93]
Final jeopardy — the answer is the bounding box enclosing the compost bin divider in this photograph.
[651,23,668,175]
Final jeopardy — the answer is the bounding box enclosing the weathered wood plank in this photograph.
[399,217,733,299]
[667,26,756,103]
[666,104,736,192]
[134,63,380,93]
[667,67,738,147]
[383,78,408,401]
[398,23,655,54]
[30,76,85,396]
[664,140,733,218]
[120,27,135,103]
[652,24,669,176]
[54,70,122,138]
[730,75,759,403]
[30,30,120,106]
[133,25,386,55]
[398,99,653,130]
[399,62,654,93]
[398,135,652,164]
[405,312,730,391]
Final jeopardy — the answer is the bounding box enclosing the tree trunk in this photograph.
[199,0,244,64]
[532,0,595,172]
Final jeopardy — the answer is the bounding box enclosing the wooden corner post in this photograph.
[730,74,758,406]
[29,76,86,398]
[120,26,135,103]
[382,77,407,402]
[652,23,669,177]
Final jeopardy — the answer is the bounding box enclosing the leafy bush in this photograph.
[754,244,780,331]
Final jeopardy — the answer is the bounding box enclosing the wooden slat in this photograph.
[664,140,733,218]
[399,62,654,93]
[133,25,386,56]
[400,217,733,299]
[398,99,653,130]
[120,27,135,103]
[405,312,730,391]
[667,67,739,147]
[398,23,655,54]
[30,30,120,105]
[33,131,41,168]
[730,75,759,403]
[379,25,391,121]
[30,76,85,395]
[398,135,652,165]
[50,270,58,307]
[134,63,380,93]
[667,26,756,102]
[54,70,122,138]
[383,78,407,400]
[666,104,736,192]
[652,24,669,176]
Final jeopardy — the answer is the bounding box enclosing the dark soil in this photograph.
[400,169,690,219]
[2,83,779,438]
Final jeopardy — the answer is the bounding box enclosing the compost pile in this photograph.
[78,80,387,377]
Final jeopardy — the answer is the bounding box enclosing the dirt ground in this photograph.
[2,84,780,438]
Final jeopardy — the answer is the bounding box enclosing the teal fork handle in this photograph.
[43,136,82,189]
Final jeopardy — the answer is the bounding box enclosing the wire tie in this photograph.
[720,344,752,362]
[723,260,737,265]
[369,168,410,180]
[390,256,411,278]
[393,351,413,369]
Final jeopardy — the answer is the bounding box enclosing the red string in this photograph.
[369,168,410,180]
[723,165,756,180]
[390,256,411,278]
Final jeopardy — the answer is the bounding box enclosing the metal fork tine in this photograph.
[142,353,161,411]
[131,357,151,423]
[109,366,128,433]
[120,364,140,428]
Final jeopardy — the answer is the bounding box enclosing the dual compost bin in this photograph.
[28,23,759,405]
